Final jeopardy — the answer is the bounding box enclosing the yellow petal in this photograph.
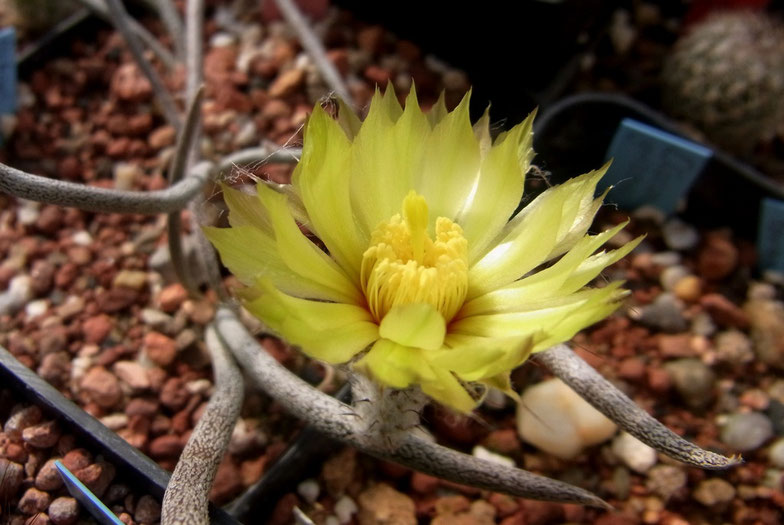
[460,110,536,263]
[431,333,534,381]
[467,166,608,298]
[222,184,272,233]
[293,104,365,279]
[415,91,481,226]
[244,281,378,363]
[420,367,477,413]
[350,86,430,235]
[336,97,362,139]
[427,91,448,127]
[357,339,433,388]
[461,223,639,316]
[257,183,362,304]
[452,283,625,340]
[204,225,341,301]
[379,303,446,351]
[467,188,562,298]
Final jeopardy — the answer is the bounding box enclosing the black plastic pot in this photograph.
[532,92,784,238]
[0,345,240,525]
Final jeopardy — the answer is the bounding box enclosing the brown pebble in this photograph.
[35,458,64,491]
[80,366,123,409]
[143,331,178,367]
[157,283,187,313]
[148,434,184,459]
[18,487,52,515]
[48,496,80,525]
[22,420,61,448]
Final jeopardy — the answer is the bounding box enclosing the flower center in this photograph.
[361,191,469,323]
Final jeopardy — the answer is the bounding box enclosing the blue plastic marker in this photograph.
[54,460,125,525]
[602,118,713,214]
[758,198,784,273]
[0,27,16,115]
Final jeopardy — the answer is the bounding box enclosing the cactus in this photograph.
[662,10,784,157]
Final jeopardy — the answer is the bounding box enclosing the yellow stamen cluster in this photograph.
[361,191,468,323]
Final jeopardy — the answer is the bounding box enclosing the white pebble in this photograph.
[660,265,690,291]
[0,275,33,316]
[185,378,213,395]
[71,231,93,246]
[16,200,40,225]
[296,479,320,504]
[334,495,357,524]
[472,445,516,468]
[100,413,129,431]
[662,218,699,250]
[24,299,48,318]
[612,432,657,473]
[650,251,681,267]
[767,438,784,468]
[210,32,237,48]
[517,378,617,459]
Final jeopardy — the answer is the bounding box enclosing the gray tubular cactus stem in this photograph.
[0,161,209,214]
[103,0,182,131]
[534,344,741,469]
[213,306,611,509]
[161,325,244,525]
[273,0,352,103]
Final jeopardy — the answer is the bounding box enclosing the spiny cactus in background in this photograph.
[661,10,784,157]
[3,0,78,35]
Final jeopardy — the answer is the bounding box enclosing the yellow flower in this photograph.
[205,86,641,413]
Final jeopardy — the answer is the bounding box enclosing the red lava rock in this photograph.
[647,366,672,393]
[125,397,159,417]
[268,492,299,525]
[617,356,646,381]
[4,442,27,463]
[54,263,79,288]
[97,287,139,313]
[113,361,151,390]
[75,461,115,498]
[35,459,64,491]
[80,366,123,409]
[321,447,357,498]
[5,405,43,439]
[209,456,243,505]
[18,487,52,515]
[157,283,187,313]
[22,420,61,448]
[364,65,392,85]
[110,63,152,101]
[62,449,91,472]
[482,429,521,455]
[327,49,350,75]
[133,495,161,523]
[36,205,65,235]
[697,233,738,280]
[48,496,80,525]
[143,331,178,367]
[519,499,564,525]
[127,113,153,136]
[183,298,215,325]
[500,510,526,525]
[148,124,177,150]
[357,483,416,525]
[657,334,695,358]
[30,260,55,296]
[0,265,15,288]
[594,514,640,525]
[434,494,471,515]
[431,407,482,445]
[82,314,113,344]
[700,293,750,329]
[0,458,24,500]
[159,377,189,410]
[487,492,519,518]
[57,156,82,181]
[37,352,71,386]
[357,25,385,54]
[411,471,440,494]
[268,68,305,98]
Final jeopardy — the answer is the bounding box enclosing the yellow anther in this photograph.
[361,191,469,323]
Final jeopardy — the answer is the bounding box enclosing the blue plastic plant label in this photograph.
[0,27,15,115]
[601,118,712,214]
[758,198,784,273]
